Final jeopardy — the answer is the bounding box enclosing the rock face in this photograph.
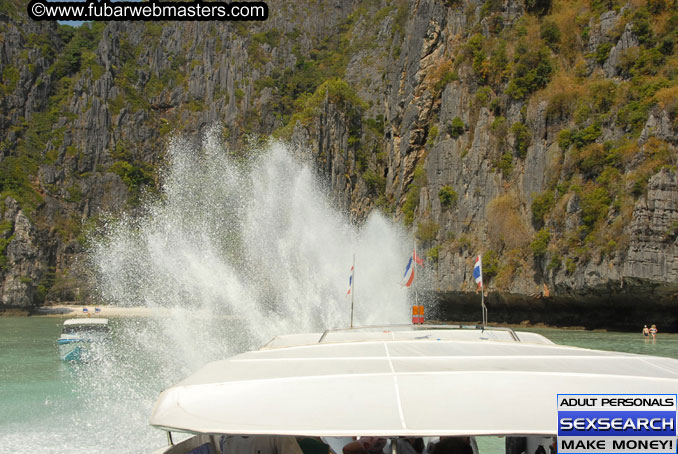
[1,197,48,306]
[624,169,678,289]
[0,0,677,330]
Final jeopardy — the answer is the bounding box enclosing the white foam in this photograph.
[6,130,414,453]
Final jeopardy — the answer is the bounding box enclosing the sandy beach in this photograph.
[26,304,239,320]
[31,304,169,317]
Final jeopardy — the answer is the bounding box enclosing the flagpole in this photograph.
[413,241,419,307]
[481,284,486,328]
[480,253,487,328]
[350,253,355,328]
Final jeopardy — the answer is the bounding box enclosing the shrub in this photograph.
[252,29,281,48]
[365,115,385,135]
[632,48,665,77]
[277,78,367,138]
[530,228,551,256]
[0,220,14,269]
[432,61,459,93]
[617,100,650,136]
[487,193,530,250]
[482,250,499,279]
[571,123,602,148]
[2,66,19,92]
[593,42,612,65]
[234,88,245,102]
[648,0,666,13]
[490,98,503,116]
[51,23,104,79]
[511,122,530,158]
[547,92,575,121]
[427,125,439,146]
[489,44,509,87]
[558,129,572,150]
[465,34,491,83]
[631,9,653,47]
[497,152,513,176]
[456,235,471,250]
[402,163,427,226]
[525,0,551,15]
[402,187,419,226]
[631,177,646,197]
[547,253,562,271]
[665,221,678,241]
[489,15,505,34]
[438,186,458,208]
[254,76,276,93]
[540,21,561,50]
[475,86,492,106]
[506,44,553,100]
[0,155,44,212]
[480,0,502,18]
[109,161,154,190]
[416,220,440,241]
[427,245,440,262]
[448,117,465,138]
[588,81,617,113]
[362,169,386,194]
[577,143,622,180]
[491,116,507,133]
[531,190,554,228]
[580,185,611,230]
[565,258,576,275]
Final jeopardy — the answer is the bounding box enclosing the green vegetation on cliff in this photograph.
[421,0,678,288]
[1,0,677,307]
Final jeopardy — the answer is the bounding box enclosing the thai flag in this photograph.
[413,248,424,266]
[347,266,354,295]
[402,257,415,287]
[82,307,88,313]
[473,255,483,289]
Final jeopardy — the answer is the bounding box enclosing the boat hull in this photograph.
[58,338,90,362]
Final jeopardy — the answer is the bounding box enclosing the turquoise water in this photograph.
[1,318,75,427]
[1,318,676,454]
[0,317,171,454]
[516,327,678,358]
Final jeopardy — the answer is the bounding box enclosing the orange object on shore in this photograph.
[412,305,425,324]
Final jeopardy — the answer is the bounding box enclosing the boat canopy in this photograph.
[150,326,678,437]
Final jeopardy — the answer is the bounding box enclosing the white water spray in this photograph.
[1,131,418,454]
[92,130,412,360]
[29,131,411,453]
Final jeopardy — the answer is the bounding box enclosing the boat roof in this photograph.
[150,326,678,437]
[260,325,554,348]
[63,318,109,325]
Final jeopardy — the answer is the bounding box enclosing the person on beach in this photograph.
[643,325,650,340]
[650,324,657,341]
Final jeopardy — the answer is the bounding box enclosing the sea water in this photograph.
[1,317,676,454]
[1,134,676,453]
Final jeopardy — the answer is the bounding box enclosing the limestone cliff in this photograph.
[0,0,677,329]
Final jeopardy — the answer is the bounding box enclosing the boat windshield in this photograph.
[62,324,109,335]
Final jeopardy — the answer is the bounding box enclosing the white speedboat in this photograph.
[149,325,678,454]
[57,318,110,361]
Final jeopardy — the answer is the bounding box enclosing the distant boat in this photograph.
[57,318,110,362]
